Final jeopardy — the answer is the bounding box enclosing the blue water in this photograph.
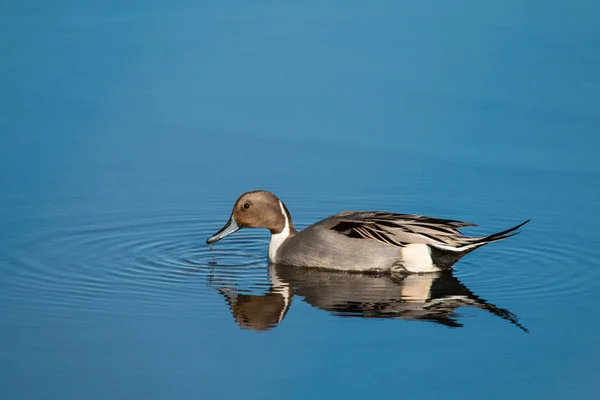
[2,1,600,399]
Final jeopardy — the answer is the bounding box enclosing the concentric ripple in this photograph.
[452,214,600,302]
[1,209,272,320]
[2,195,599,327]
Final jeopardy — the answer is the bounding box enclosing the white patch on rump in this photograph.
[268,200,291,262]
[401,244,440,273]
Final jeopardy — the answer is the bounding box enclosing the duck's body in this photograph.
[207,190,529,273]
[275,213,407,272]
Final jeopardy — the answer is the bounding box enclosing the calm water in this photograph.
[2,1,600,399]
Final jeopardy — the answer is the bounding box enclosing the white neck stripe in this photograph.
[268,200,291,262]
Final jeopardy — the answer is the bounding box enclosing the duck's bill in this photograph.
[207,216,240,244]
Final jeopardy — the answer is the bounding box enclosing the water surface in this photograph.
[1,1,600,399]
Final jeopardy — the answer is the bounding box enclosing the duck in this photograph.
[206,190,529,273]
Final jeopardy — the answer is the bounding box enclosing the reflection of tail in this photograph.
[429,271,529,333]
[423,299,529,332]
[478,301,529,333]
[430,219,530,269]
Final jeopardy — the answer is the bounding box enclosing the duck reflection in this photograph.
[217,277,293,331]
[215,264,527,332]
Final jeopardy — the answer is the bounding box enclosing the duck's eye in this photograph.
[243,203,251,210]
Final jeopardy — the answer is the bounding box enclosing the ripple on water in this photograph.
[453,214,600,302]
[2,210,271,320]
[2,198,598,323]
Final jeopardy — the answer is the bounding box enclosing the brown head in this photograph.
[206,190,296,244]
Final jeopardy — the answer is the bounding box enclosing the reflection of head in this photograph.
[220,289,292,331]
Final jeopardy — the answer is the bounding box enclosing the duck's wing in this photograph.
[325,211,478,248]
[327,211,530,251]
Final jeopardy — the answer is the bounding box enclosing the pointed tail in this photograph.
[431,218,530,255]
[429,219,530,269]
[467,219,531,248]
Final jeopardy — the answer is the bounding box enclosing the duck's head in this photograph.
[206,190,294,244]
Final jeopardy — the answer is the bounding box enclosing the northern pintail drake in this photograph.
[207,190,529,273]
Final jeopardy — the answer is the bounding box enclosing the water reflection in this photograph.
[213,264,528,332]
